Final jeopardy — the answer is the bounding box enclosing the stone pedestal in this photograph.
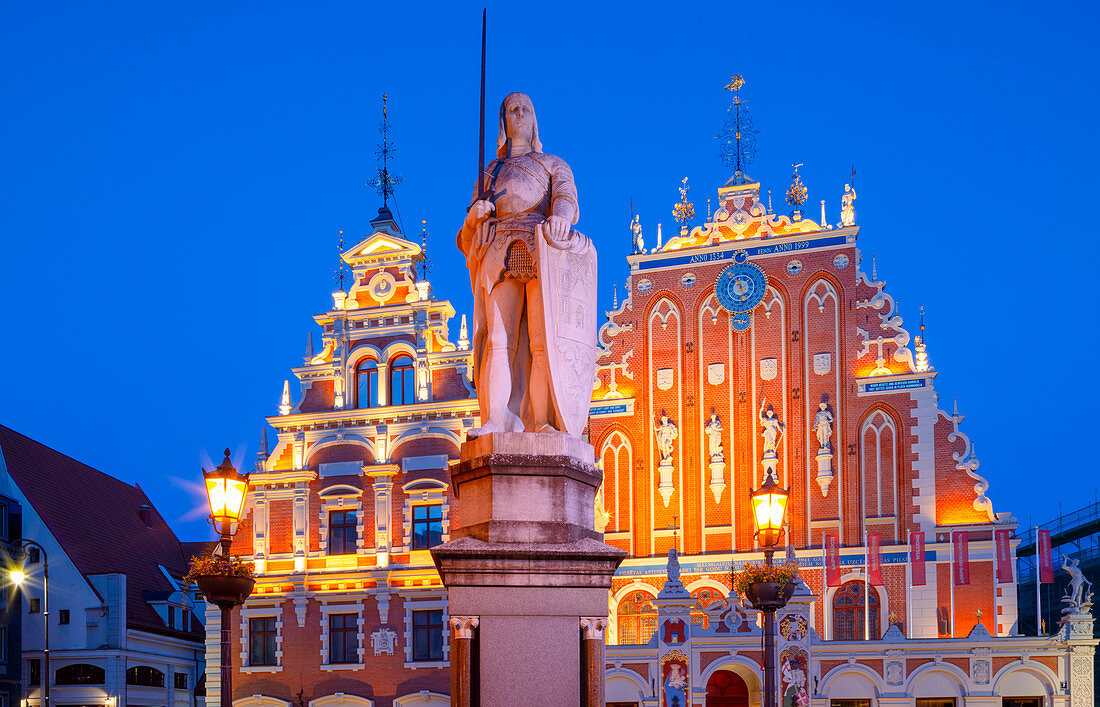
[432,433,627,707]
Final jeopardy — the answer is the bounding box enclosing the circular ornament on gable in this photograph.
[715,261,767,314]
[637,278,653,293]
[681,273,696,288]
[367,272,397,303]
[833,253,849,270]
[786,260,803,275]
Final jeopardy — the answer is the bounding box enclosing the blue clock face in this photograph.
[716,261,767,314]
[730,311,752,331]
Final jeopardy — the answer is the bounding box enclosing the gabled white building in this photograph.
[0,425,207,707]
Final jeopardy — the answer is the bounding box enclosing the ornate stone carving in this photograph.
[971,659,990,685]
[371,628,397,655]
[449,616,480,640]
[580,617,608,640]
[885,661,904,686]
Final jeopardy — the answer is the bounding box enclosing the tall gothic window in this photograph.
[390,355,415,405]
[356,360,378,409]
[832,580,880,640]
[617,591,657,645]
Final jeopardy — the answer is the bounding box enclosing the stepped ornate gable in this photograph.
[213,207,474,707]
[590,173,1013,645]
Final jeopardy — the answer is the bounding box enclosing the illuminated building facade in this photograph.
[210,208,474,707]
[591,170,1097,705]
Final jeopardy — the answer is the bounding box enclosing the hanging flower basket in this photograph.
[732,562,798,611]
[185,554,255,608]
[194,575,255,609]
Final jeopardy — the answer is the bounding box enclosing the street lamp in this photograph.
[4,540,49,707]
[197,449,253,707]
[749,476,790,707]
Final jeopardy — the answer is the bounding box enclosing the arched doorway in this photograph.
[706,669,748,707]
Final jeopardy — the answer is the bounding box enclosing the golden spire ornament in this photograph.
[785,163,808,212]
[672,177,695,233]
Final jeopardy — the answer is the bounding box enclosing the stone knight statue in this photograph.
[457,92,598,438]
[705,413,724,461]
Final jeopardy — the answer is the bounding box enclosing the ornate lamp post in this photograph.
[196,449,254,707]
[748,477,791,707]
[5,540,48,707]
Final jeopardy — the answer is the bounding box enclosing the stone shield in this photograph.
[536,226,598,437]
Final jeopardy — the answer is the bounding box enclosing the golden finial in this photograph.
[785,163,808,208]
[382,93,388,120]
[724,74,745,93]
[672,177,695,228]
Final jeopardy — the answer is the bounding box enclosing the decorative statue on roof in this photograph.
[840,183,857,227]
[1062,557,1094,613]
[457,92,598,438]
[630,213,645,255]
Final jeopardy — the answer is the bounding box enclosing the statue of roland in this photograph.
[457,92,598,439]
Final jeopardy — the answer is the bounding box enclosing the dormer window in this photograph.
[356,360,379,409]
[390,356,415,406]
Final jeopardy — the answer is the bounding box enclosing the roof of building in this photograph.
[0,424,202,640]
[180,540,218,561]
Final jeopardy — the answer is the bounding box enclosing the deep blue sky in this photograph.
[2,2,1097,543]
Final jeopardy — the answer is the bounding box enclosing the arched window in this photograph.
[832,581,880,640]
[617,590,657,645]
[356,360,378,409]
[126,666,165,687]
[390,356,415,406]
[56,664,105,685]
[691,587,725,629]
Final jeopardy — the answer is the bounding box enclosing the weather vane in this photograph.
[366,93,404,207]
[334,230,351,292]
[717,74,760,183]
[785,162,808,210]
[672,177,695,230]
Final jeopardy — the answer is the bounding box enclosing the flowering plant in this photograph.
[731,562,799,598]
[184,554,254,583]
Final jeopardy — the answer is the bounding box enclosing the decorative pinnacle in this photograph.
[718,75,758,180]
[334,230,350,292]
[418,220,431,279]
[366,93,404,207]
[672,177,695,227]
[785,163,808,208]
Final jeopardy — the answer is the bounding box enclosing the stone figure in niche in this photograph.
[630,213,645,254]
[705,412,724,461]
[759,399,785,456]
[840,183,857,227]
[1062,557,1094,612]
[457,92,596,438]
[654,415,678,462]
[813,402,834,450]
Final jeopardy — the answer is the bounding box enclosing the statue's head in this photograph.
[497,92,542,158]
[844,183,851,192]
[819,402,827,410]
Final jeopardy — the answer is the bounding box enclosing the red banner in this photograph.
[867,533,882,585]
[953,531,970,585]
[994,528,1013,583]
[910,531,926,586]
[825,534,841,587]
[1037,528,1054,584]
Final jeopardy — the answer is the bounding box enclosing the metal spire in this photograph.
[419,220,432,280]
[334,230,351,292]
[717,75,760,183]
[366,94,404,207]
